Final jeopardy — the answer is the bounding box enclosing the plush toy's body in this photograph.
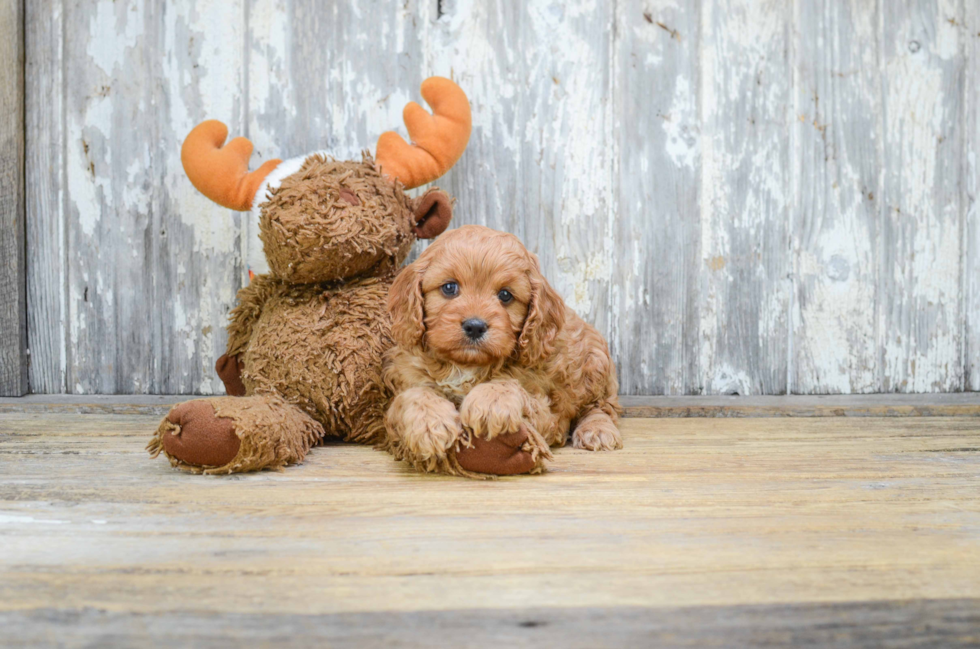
[148,78,471,474]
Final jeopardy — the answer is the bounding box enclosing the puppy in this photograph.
[383,224,621,477]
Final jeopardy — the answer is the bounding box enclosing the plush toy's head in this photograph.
[180,77,470,283]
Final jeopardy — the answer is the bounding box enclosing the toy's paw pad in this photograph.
[215,353,246,396]
[456,428,538,476]
[162,401,241,467]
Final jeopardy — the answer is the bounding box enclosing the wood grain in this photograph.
[0,0,27,397]
[792,0,880,394]
[699,0,792,395]
[20,0,980,396]
[54,0,245,395]
[3,600,979,648]
[965,0,980,391]
[24,0,66,394]
[612,0,701,394]
[1,413,979,644]
[879,1,965,392]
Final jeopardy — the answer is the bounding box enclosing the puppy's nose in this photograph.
[462,318,489,341]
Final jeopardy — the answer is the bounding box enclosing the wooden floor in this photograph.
[1,409,979,647]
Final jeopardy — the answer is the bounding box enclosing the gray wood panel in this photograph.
[966,0,979,391]
[879,1,965,392]
[54,0,244,394]
[792,0,880,394]
[25,0,66,394]
[0,0,27,397]
[21,0,980,395]
[612,0,701,394]
[698,0,792,394]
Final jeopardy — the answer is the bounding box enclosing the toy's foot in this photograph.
[148,395,323,474]
[160,401,241,467]
[455,427,543,476]
[215,353,246,396]
[572,410,622,451]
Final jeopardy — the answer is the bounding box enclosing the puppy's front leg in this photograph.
[385,387,462,474]
[458,381,553,475]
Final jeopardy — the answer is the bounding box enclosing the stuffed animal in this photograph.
[147,77,472,474]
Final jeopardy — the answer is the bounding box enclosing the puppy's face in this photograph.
[389,225,566,367]
[421,241,531,365]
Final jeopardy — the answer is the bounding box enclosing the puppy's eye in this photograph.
[497,288,514,304]
[440,282,459,298]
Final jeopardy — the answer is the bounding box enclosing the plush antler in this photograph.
[181,120,282,211]
[375,77,471,189]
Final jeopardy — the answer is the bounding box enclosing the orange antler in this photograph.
[181,120,282,211]
[375,77,471,189]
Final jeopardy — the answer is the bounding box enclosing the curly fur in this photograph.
[383,225,622,475]
[151,155,455,474]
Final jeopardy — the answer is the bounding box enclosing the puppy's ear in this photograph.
[413,189,453,239]
[517,254,565,365]
[389,261,427,349]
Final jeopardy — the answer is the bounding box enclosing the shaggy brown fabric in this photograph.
[148,395,324,475]
[215,354,246,396]
[159,401,241,466]
[154,144,464,475]
[260,155,416,284]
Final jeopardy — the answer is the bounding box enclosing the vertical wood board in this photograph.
[0,0,27,396]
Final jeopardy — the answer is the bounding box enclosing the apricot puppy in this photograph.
[384,225,622,477]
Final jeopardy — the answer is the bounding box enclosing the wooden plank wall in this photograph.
[0,0,27,397]
[21,0,980,396]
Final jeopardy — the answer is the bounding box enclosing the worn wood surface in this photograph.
[4,393,980,418]
[24,0,65,395]
[22,0,980,396]
[1,414,979,646]
[966,0,980,392]
[3,600,980,649]
[0,0,27,397]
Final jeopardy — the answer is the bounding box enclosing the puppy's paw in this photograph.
[398,412,462,463]
[455,428,542,476]
[387,389,463,468]
[459,381,528,440]
[572,412,622,451]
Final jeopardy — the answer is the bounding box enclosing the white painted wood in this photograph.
[611,0,701,395]
[698,0,793,395]
[425,0,619,381]
[791,0,880,394]
[878,0,965,392]
[21,0,980,395]
[55,0,245,395]
[965,0,980,391]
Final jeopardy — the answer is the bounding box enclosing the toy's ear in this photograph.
[413,189,453,239]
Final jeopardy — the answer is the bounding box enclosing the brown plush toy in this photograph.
[148,77,493,475]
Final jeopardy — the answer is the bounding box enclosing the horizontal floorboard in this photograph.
[1,413,979,645]
[3,599,979,649]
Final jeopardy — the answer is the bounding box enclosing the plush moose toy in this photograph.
[147,77,528,475]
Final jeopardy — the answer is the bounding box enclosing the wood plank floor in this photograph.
[1,412,979,647]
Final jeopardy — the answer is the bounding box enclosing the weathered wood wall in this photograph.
[0,0,27,397]
[21,0,980,396]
